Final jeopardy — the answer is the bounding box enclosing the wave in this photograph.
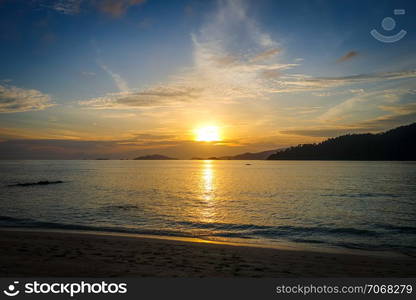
[174,220,270,231]
[1,215,414,256]
[0,216,384,238]
[174,220,379,237]
[0,215,188,238]
[321,192,400,198]
[99,204,141,211]
[374,223,416,234]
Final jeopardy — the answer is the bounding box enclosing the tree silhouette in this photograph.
[268,123,416,160]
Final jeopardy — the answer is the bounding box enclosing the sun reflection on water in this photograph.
[202,160,214,200]
[199,160,216,223]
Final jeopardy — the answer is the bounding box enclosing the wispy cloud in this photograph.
[337,51,359,62]
[318,88,414,123]
[81,71,96,76]
[0,84,53,113]
[39,0,145,17]
[93,0,146,18]
[280,126,375,138]
[81,0,295,109]
[278,87,416,138]
[251,48,280,62]
[281,110,416,138]
[80,0,416,111]
[79,85,200,109]
[272,70,416,93]
[97,60,129,92]
[359,102,416,129]
[38,0,82,15]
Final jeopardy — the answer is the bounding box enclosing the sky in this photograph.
[0,0,415,159]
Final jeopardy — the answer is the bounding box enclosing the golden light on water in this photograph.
[198,160,216,223]
[194,126,221,142]
[202,160,214,200]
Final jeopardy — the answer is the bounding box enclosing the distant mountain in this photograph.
[134,154,177,160]
[221,149,281,160]
[268,123,416,161]
[191,149,281,160]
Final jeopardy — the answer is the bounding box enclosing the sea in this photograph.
[0,160,415,256]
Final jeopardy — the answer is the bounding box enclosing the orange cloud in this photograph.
[95,0,146,18]
[337,51,359,62]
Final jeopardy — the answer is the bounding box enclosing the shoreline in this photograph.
[1,228,415,277]
[0,227,408,258]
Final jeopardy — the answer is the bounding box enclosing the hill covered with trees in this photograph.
[134,154,177,160]
[268,123,416,161]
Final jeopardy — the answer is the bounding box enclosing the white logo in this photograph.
[371,9,407,43]
[3,281,20,297]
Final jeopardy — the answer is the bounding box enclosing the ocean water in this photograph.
[0,160,415,256]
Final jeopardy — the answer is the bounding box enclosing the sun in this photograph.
[194,126,221,142]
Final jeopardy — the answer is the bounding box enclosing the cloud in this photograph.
[94,0,146,18]
[131,133,176,140]
[78,0,415,113]
[280,127,374,137]
[337,51,359,62]
[97,61,129,92]
[273,70,416,93]
[251,48,280,62]
[0,133,258,159]
[99,112,136,118]
[81,71,96,76]
[280,101,416,137]
[37,0,83,15]
[0,129,184,159]
[52,0,82,15]
[39,0,145,17]
[81,0,296,109]
[318,88,414,123]
[282,105,322,115]
[0,84,53,113]
[358,102,416,129]
[281,107,416,138]
[79,85,200,109]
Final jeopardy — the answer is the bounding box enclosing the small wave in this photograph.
[331,241,416,253]
[0,215,29,222]
[1,216,378,239]
[321,192,400,198]
[249,225,378,238]
[173,221,378,237]
[0,215,188,238]
[374,223,416,234]
[7,180,64,187]
[174,220,270,231]
[99,204,140,211]
[210,232,253,239]
[291,238,326,244]
[1,215,414,256]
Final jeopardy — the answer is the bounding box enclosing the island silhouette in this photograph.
[134,154,178,160]
[268,122,416,160]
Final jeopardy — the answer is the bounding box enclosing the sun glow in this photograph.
[194,126,221,142]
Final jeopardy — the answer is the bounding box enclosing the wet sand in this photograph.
[0,229,415,277]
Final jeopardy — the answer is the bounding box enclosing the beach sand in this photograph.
[0,229,415,277]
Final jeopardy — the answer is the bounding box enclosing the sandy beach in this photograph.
[0,229,415,277]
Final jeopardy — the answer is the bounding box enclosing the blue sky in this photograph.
[0,0,415,158]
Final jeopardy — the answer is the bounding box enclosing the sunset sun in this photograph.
[194,126,221,142]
